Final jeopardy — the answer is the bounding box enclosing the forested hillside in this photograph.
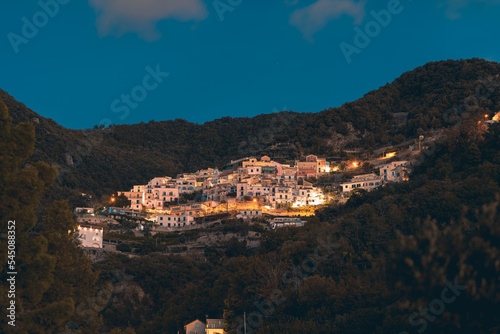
[1,58,499,333]
[3,58,500,202]
[90,114,500,334]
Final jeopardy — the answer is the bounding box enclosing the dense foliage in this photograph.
[90,123,500,334]
[0,101,98,333]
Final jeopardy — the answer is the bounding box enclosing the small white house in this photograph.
[205,319,226,334]
[156,213,195,228]
[340,173,382,192]
[77,225,103,248]
[236,210,262,220]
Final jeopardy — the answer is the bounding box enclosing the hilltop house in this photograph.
[340,173,382,192]
[156,213,195,228]
[184,319,205,334]
[379,161,409,182]
[236,210,262,220]
[77,225,103,248]
[306,154,331,173]
[205,319,225,334]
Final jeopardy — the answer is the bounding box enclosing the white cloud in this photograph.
[442,0,500,19]
[290,0,367,41]
[89,0,209,41]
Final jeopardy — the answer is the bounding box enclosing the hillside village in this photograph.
[72,146,415,332]
[74,109,500,252]
[75,145,417,250]
[4,56,500,334]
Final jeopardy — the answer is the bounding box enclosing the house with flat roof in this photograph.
[77,225,103,248]
[205,319,225,334]
[340,173,382,192]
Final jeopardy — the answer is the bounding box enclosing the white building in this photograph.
[340,173,382,192]
[156,213,195,228]
[294,185,325,207]
[205,319,225,334]
[236,210,262,219]
[77,225,103,248]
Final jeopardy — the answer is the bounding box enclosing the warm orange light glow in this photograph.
[386,152,396,158]
[111,197,116,202]
[485,114,489,118]
[352,162,358,168]
[253,198,257,202]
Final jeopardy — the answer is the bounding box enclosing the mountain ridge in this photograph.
[2,58,499,202]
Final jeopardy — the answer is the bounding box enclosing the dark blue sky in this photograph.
[2,0,500,129]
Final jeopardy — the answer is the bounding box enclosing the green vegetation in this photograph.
[0,100,98,333]
[2,59,500,333]
[89,123,500,333]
